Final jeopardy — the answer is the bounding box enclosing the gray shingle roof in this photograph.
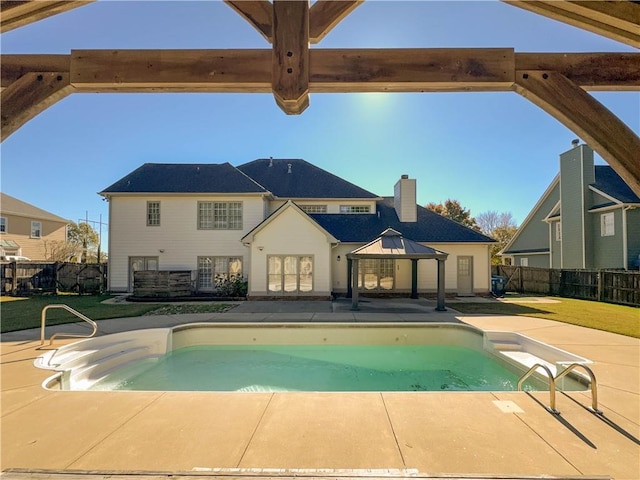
[100,163,267,194]
[310,198,495,243]
[238,159,379,199]
[592,166,640,204]
[0,193,69,223]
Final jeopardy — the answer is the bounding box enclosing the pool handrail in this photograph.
[517,363,558,414]
[555,363,601,414]
[40,304,98,346]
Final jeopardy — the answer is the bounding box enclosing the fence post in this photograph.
[597,270,603,302]
[10,260,17,294]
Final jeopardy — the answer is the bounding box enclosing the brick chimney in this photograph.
[394,175,417,222]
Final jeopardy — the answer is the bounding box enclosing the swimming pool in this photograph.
[35,323,592,392]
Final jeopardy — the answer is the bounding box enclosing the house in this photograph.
[99,159,495,299]
[501,143,640,270]
[0,193,69,261]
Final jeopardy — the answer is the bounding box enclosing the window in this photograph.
[299,205,327,214]
[0,217,6,233]
[358,258,394,291]
[520,258,528,267]
[31,221,41,238]
[268,255,313,293]
[198,202,242,229]
[198,256,243,290]
[147,201,160,226]
[555,222,561,241]
[340,205,370,214]
[601,212,614,237]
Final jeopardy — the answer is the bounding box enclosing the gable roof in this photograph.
[311,198,495,244]
[100,163,267,194]
[0,193,69,223]
[237,158,379,199]
[348,228,448,259]
[241,200,338,244]
[591,165,640,204]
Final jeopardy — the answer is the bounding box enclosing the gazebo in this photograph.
[346,228,448,311]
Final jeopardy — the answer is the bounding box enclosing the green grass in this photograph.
[0,295,234,333]
[451,296,640,338]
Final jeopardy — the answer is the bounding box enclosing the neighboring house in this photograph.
[501,144,640,270]
[99,159,495,297]
[0,193,69,261]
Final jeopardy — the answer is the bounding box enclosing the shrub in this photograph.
[214,274,248,297]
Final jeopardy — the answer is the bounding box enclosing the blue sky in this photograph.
[1,1,638,251]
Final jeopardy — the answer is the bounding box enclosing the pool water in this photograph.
[91,344,536,392]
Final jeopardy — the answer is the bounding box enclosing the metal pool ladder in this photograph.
[517,362,600,415]
[40,304,98,346]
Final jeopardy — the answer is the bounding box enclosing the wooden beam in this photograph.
[309,0,362,43]
[272,0,310,114]
[0,0,93,33]
[69,50,272,92]
[3,50,635,92]
[1,71,74,141]
[224,0,272,43]
[515,52,640,92]
[515,70,640,196]
[503,1,640,48]
[310,48,515,92]
[1,54,70,90]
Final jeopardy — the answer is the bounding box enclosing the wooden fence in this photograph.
[492,265,640,307]
[133,270,192,298]
[1,261,107,295]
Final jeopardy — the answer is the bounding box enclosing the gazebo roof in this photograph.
[347,228,448,260]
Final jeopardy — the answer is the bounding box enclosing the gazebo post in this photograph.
[436,258,446,311]
[351,258,359,310]
[411,259,418,299]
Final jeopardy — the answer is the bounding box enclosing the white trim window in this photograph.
[198,256,242,290]
[358,258,395,291]
[600,212,614,237]
[520,258,529,267]
[30,221,41,238]
[147,201,160,226]
[268,255,313,293]
[299,205,327,214]
[198,201,243,230]
[340,205,370,214]
[555,222,561,241]
[0,217,6,233]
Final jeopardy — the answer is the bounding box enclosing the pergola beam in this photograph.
[0,0,94,33]
[515,70,640,195]
[309,0,363,43]
[503,1,640,48]
[223,0,273,43]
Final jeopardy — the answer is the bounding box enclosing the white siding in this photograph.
[108,195,266,291]
[248,207,334,296]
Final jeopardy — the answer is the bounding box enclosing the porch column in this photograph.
[346,258,353,298]
[351,258,359,310]
[411,259,418,299]
[436,258,446,311]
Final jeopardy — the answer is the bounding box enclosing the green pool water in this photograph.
[91,344,543,392]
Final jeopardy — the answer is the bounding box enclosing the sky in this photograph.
[1,0,638,252]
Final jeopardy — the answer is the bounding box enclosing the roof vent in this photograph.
[287,163,292,174]
[571,139,580,147]
[269,157,273,167]
[401,174,409,179]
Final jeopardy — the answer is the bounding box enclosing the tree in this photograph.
[426,199,479,230]
[67,222,101,263]
[476,210,518,264]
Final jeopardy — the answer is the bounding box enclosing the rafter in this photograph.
[272,0,310,114]
[223,0,272,43]
[504,1,640,48]
[0,0,93,33]
[1,71,74,141]
[309,0,363,43]
[515,70,640,196]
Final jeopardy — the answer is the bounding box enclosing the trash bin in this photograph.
[491,275,506,298]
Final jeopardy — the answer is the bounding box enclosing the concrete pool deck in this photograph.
[1,299,638,479]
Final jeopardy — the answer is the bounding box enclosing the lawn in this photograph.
[0,295,234,333]
[452,296,640,338]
